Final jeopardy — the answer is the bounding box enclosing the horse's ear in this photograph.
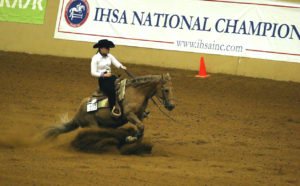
[162,73,171,82]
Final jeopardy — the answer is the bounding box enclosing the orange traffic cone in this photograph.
[195,57,210,78]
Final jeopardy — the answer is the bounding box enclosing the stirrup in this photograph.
[111,106,122,118]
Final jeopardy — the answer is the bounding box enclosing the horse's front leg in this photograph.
[126,112,144,139]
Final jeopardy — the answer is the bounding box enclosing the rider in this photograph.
[91,39,127,117]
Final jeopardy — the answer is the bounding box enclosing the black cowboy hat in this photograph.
[93,39,115,49]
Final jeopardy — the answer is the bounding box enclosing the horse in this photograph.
[44,73,175,144]
[69,3,85,20]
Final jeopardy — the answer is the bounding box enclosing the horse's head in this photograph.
[76,3,85,11]
[156,73,175,111]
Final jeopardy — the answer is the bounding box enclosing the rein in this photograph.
[124,69,181,124]
[124,69,135,79]
[152,96,181,124]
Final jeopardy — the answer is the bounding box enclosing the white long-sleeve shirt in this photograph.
[91,53,122,77]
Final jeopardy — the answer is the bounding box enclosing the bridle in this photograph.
[157,87,175,107]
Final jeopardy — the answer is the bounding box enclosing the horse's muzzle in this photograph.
[166,104,175,111]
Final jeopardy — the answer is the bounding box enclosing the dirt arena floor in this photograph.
[0,51,299,185]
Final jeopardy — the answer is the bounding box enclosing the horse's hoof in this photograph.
[143,111,150,118]
[125,136,137,143]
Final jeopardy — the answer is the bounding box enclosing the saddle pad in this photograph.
[118,79,127,101]
[86,98,109,112]
[97,98,109,108]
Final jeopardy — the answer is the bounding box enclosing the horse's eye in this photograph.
[164,89,169,93]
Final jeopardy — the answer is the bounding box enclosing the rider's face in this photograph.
[100,47,110,55]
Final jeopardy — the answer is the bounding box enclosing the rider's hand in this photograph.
[120,65,127,70]
[103,73,111,77]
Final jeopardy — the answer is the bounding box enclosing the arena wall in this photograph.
[0,0,299,82]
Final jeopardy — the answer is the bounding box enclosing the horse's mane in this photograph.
[127,75,162,87]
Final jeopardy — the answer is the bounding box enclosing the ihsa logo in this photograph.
[65,0,89,28]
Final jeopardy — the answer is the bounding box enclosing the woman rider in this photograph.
[91,39,127,117]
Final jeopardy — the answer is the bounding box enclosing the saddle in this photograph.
[87,78,127,112]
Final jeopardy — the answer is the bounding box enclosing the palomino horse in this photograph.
[44,73,175,143]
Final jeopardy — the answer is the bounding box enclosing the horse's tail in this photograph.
[43,119,79,140]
